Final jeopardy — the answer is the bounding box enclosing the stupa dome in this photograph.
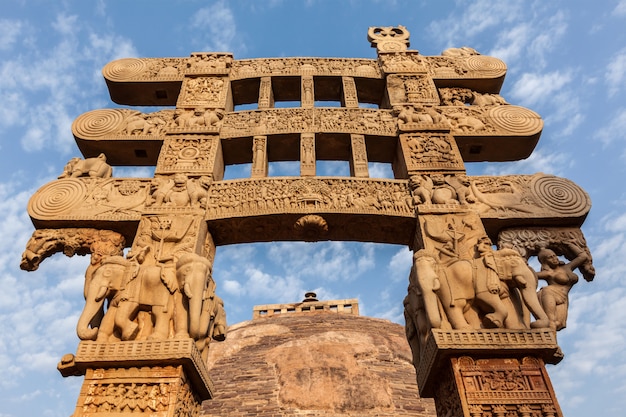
[202,296,435,416]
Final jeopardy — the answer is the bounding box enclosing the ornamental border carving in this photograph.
[72,105,542,142]
[102,55,506,83]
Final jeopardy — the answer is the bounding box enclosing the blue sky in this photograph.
[1,1,626,416]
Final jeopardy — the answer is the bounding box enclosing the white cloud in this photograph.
[527,10,568,68]
[0,19,24,51]
[0,12,137,156]
[510,71,573,107]
[613,0,626,16]
[387,247,412,282]
[190,1,242,53]
[605,48,626,97]
[594,107,626,147]
[244,268,304,300]
[489,23,531,65]
[428,1,524,49]
[51,14,78,36]
[481,147,571,177]
[222,279,244,297]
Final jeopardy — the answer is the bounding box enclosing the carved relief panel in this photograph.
[176,76,231,109]
[378,51,427,73]
[451,356,563,417]
[387,74,439,106]
[155,135,221,176]
[185,52,233,75]
[399,133,465,173]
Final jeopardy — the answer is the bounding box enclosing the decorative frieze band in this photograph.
[72,105,541,143]
[27,173,591,225]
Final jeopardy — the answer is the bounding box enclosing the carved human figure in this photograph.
[302,77,313,105]
[473,237,509,328]
[302,137,315,165]
[537,243,590,330]
[112,245,179,341]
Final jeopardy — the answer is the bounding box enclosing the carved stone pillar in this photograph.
[60,340,213,416]
[342,76,359,108]
[419,334,563,417]
[301,75,314,108]
[258,77,274,109]
[349,134,369,177]
[251,135,268,178]
[300,133,316,176]
[408,209,566,416]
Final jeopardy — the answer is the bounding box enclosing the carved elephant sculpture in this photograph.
[493,249,550,329]
[413,251,508,330]
[413,249,550,331]
[59,153,112,179]
[114,260,178,341]
[175,253,226,359]
[76,255,126,341]
[76,254,179,342]
[174,253,213,340]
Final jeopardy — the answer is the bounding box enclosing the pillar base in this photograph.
[418,329,564,417]
[58,339,213,416]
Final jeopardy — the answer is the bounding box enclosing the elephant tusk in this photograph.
[432,278,441,292]
[95,285,108,302]
[184,282,193,298]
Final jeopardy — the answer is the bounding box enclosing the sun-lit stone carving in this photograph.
[22,24,593,417]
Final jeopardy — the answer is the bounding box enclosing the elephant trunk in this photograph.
[414,257,443,329]
[76,288,107,340]
[187,274,209,340]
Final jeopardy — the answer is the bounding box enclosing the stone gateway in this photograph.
[22,26,593,417]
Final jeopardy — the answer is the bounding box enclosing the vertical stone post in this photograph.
[342,76,359,108]
[251,135,269,177]
[301,75,314,108]
[349,134,369,177]
[258,77,274,109]
[300,133,316,176]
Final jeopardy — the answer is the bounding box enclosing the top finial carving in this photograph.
[368,25,410,53]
